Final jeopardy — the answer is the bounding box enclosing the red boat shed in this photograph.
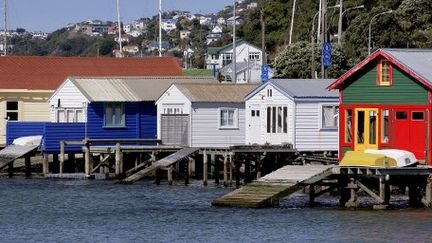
[328,49,432,165]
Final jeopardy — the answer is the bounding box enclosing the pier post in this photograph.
[25,156,31,178]
[52,154,59,173]
[345,179,359,208]
[203,151,208,186]
[115,143,122,177]
[408,184,422,207]
[168,166,173,186]
[424,180,432,207]
[244,158,251,184]
[379,175,390,204]
[235,158,241,187]
[223,153,228,187]
[185,158,192,185]
[213,154,219,184]
[256,153,261,179]
[8,161,13,177]
[229,153,233,187]
[155,169,161,185]
[60,141,65,174]
[42,154,49,175]
[309,184,315,206]
[84,140,91,178]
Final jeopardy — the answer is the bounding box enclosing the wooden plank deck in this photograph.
[0,144,39,170]
[120,147,199,184]
[212,165,334,208]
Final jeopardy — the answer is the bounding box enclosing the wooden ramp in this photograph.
[120,147,199,184]
[0,144,39,170]
[212,165,334,208]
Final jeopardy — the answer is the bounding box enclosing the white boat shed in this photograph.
[244,79,339,152]
[156,83,258,148]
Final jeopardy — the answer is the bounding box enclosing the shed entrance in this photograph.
[393,109,427,160]
[247,105,261,144]
[161,114,189,146]
[354,108,378,151]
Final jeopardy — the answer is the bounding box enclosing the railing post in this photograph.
[42,154,49,175]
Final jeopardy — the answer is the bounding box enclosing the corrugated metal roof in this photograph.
[259,79,338,99]
[0,56,183,90]
[69,76,217,102]
[175,83,259,102]
[382,49,432,85]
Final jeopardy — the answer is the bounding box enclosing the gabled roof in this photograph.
[174,83,258,103]
[245,79,338,101]
[328,49,432,90]
[61,76,217,102]
[0,56,183,90]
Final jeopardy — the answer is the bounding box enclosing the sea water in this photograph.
[1,178,432,243]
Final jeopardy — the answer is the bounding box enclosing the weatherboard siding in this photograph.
[342,64,428,105]
[295,102,338,151]
[191,103,245,148]
[156,85,191,140]
[245,83,295,145]
[49,79,88,122]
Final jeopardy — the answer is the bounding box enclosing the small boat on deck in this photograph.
[340,149,418,168]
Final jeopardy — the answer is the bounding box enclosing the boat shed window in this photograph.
[377,60,392,86]
[322,105,338,129]
[219,108,238,129]
[104,103,125,128]
[6,101,19,121]
[266,106,288,134]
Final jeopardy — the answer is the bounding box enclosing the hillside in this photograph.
[6,0,432,78]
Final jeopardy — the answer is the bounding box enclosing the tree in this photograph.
[273,41,348,79]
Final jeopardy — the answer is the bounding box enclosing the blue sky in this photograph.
[7,0,234,32]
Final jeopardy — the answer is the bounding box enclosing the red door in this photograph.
[393,109,427,160]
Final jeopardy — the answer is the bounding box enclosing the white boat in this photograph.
[364,149,418,167]
[12,135,43,146]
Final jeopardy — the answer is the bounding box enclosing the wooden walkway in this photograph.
[212,165,334,208]
[0,144,39,170]
[120,147,199,184]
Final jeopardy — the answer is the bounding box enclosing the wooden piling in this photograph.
[155,169,161,185]
[203,151,208,186]
[84,140,91,178]
[379,175,390,205]
[60,141,65,174]
[25,156,31,178]
[115,143,122,176]
[42,154,49,175]
[8,161,13,178]
[168,166,173,186]
[244,159,251,184]
[213,154,219,184]
[223,153,228,187]
[309,184,315,206]
[423,181,432,207]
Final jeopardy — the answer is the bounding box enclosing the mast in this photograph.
[116,0,123,57]
[232,0,236,83]
[159,0,162,57]
[3,0,6,56]
[288,0,296,45]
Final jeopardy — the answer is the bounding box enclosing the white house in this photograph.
[227,16,243,26]
[206,40,263,71]
[161,19,177,32]
[245,79,339,152]
[156,83,258,148]
[218,61,273,83]
[217,17,226,26]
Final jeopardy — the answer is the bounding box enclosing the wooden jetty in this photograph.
[120,147,200,184]
[212,165,333,208]
[213,165,432,209]
[0,144,40,177]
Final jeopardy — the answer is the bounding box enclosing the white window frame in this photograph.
[320,104,339,130]
[104,103,125,128]
[218,108,238,129]
[5,101,19,121]
[248,52,261,61]
[55,107,85,123]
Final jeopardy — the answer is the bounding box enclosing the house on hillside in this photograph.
[161,19,177,32]
[328,49,432,164]
[218,61,272,83]
[0,56,183,145]
[245,79,338,152]
[156,83,258,148]
[206,40,263,80]
[227,16,243,26]
[7,77,217,153]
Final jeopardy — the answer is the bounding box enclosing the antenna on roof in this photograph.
[159,0,162,57]
[116,0,123,57]
[3,0,7,56]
